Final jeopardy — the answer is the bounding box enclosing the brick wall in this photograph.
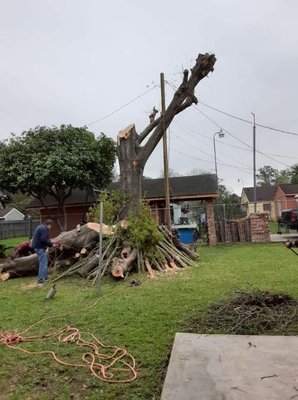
[206,199,217,245]
[249,213,270,243]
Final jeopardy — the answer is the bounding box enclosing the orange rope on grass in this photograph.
[0,325,137,383]
[0,287,139,383]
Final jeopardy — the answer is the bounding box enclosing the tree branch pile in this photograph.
[51,225,198,282]
[0,222,199,282]
[184,290,298,335]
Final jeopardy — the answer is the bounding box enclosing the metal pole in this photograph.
[223,203,227,242]
[160,72,171,231]
[251,112,257,213]
[213,133,218,184]
[96,201,103,297]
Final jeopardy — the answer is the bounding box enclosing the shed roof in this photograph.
[243,185,277,202]
[27,174,218,209]
[27,188,96,209]
[142,174,218,200]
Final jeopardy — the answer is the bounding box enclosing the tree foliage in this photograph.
[256,165,291,186]
[88,190,126,225]
[125,201,163,257]
[290,164,298,184]
[0,125,116,228]
[256,166,279,186]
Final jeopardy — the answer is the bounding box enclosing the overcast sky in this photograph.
[1,0,297,195]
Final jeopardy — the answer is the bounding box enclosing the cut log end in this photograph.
[111,267,125,279]
[0,272,10,281]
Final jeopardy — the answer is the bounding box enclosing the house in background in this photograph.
[0,208,25,221]
[274,184,298,219]
[27,174,219,244]
[241,184,298,221]
[26,189,96,236]
[241,186,277,220]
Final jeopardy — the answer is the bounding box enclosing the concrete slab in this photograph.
[270,233,298,243]
[161,333,298,400]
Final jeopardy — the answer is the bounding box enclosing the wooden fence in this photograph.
[0,220,39,240]
[216,214,270,243]
[216,219,251,243]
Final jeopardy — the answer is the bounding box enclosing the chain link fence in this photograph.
[150,202,249,243]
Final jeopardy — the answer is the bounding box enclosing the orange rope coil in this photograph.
[0,325,137,383]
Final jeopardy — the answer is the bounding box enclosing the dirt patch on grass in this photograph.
[184,290,298,335]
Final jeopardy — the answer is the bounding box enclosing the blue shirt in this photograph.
[32,224,53,249]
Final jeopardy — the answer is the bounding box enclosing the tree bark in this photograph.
[0,222,113,280]
[111,248,138,278]
[117,53,216,218]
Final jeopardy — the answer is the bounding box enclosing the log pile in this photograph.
[0,223,199,282]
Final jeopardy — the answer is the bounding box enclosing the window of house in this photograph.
[263,203,271,212]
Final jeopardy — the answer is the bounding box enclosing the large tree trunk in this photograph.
[117,53,216,218]
[0,222,113,280]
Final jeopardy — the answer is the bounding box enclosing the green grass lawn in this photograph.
[0,242,298,399]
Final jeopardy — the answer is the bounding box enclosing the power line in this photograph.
[165,80,295,167]
[174,121,298,161]
[86,85,158,127]
[171,148,251,175]
[166,79,297,136]
[194,106,292,168]
[197,99,298,136]
[173,134,252,170]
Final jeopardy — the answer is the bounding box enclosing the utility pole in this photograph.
[160,73,171,231]
[96,200,103,297]
[251,112,257,213]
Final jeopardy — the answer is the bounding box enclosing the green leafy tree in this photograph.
[215,184,243,220]
[0,125,116,230]
[88,190,126,225]
[290,164,298,184]
[256,165,291,185]
[256,166,279,186]
[275,168,291,184]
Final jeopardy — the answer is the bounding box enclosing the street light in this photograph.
[213,129,225,184]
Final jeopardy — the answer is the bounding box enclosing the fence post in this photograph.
[28,217,32,238]
[223,203,227,242]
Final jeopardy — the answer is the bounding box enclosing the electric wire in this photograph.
[173,121,298,160]
[194,106,292,169]
[86,85,158,127]
[173,134,251,170]
[171,148,252,175]
[165,80,294,168]
[197,99,298,136]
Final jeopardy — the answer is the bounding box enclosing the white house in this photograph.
[0,208,25,221]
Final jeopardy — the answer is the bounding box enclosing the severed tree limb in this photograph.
[111,248,138,278]
[145,258,156,278]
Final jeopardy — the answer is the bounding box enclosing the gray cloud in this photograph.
[1,0,297,194]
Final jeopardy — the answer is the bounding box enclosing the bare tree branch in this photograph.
[138,115,162,144]
[139,53,216,164]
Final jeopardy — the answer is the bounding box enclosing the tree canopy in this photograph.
[289,164,298,184]
[0,125,116,229]
[256,165,291,186]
